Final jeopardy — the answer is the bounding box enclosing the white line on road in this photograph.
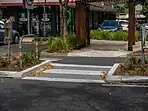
[102,84,148,87]
[43,69,103,75]
[51,63,112,69]
[40,58,62,61]
[22,77,105,83]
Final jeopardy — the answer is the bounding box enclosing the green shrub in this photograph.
[22,51,40,67]
[125,56,138,69]
[47,35,77,53]
[0,56,8,67]
[90,30,139,41]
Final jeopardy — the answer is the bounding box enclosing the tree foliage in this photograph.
[105,2,128,13]
[140,0,148,19]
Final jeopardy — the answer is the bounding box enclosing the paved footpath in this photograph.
[22,63,112,83]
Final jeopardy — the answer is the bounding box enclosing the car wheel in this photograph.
[14,35,19,44]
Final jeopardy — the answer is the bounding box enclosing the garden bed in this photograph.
[113,64,148,76]
[113,57,148,76]
[0,52,42,71]
[133,49,148,54]
[0,55,53,78]
[0,58,42,71]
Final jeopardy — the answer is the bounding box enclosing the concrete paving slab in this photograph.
[23,63,110,83]
[43,69,103,75]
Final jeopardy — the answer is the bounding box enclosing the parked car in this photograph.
[118,20,129,31]
[0,20,20,44]
[90,23,100,30]
[99,20,122,31]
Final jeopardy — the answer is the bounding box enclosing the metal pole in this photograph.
[19,34,35,69]
[27,8,31,34]
[141,25,145,63]
[43,0,47,37]
[35,39,39,62]
[19,36,23,69]
[8,28,11,62]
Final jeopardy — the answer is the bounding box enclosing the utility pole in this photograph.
[27,8,31,34]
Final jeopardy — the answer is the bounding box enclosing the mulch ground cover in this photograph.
[113,64,148,76]
[0,56,42,71]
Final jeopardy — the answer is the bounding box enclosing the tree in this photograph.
[141,0,148,19]
[106,2,128,19]
[59,0,69,38]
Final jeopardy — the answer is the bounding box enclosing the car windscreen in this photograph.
[102,21,118,26]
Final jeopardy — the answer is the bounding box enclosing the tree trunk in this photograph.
[60,5,64,36]
[63,7,68,38]
[59,0,69,38]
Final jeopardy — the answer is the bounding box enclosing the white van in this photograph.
[117,20,128,31]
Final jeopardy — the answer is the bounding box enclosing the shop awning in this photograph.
[86,0,129,2]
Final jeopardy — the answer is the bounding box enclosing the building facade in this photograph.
[0,0,116,36]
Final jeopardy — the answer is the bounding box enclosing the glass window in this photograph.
[102,20,118,26]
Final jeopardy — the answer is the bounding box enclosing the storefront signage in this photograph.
[19,18,27,22]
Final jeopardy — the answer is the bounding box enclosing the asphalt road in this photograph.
[51,57,126,66]
[0,43,47,55]
[0,78,148,111]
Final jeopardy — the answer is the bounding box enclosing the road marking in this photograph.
[102,84,148,87]
[40,58,62,61]
[43,69,103,75]
[22,77,105,83]
[51,63,112,69]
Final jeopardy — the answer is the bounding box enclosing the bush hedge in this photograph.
[47,35,78,53]
[90,30,139,41]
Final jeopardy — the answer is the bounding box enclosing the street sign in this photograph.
[26,0,34,6]
[41,18,50,22]
[23,0,34,8]
[19,18,27,22]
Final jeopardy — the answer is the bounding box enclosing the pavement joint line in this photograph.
[43,69,104,75]
[102,84,148,87]
[40,58,62,61]
[22,77,105,83]
[51,63,113,69]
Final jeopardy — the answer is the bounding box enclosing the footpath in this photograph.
[41,40,141,58]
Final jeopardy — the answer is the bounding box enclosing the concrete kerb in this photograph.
[106,63,148,83]
[41,50,68,57]
[0,60,52,79]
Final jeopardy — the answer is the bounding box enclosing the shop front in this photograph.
[0,0,115,36]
